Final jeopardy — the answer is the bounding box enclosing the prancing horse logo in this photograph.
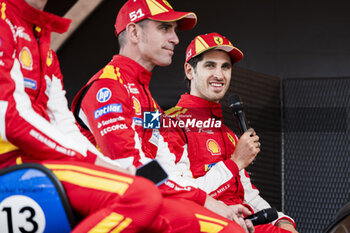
[214,36,223,45]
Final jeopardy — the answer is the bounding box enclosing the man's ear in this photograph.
[184,63,194,80]
[125,23,139,43]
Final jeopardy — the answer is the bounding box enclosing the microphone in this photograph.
[244,208,278,226]
[229,94,249,136]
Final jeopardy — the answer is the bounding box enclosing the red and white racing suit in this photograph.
[0,0,172,232]
[72,55,245,233]
[159,93,296,232]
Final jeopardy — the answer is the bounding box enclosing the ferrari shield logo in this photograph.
[227,133,236,146]
[46,50,53,67]
[214,36,223,45]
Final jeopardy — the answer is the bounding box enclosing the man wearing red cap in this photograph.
[0,0,186,232]
[72,0,254,232]
[162,32,299,233]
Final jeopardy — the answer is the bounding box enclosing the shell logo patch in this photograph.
[227,133,236,147]
[46,50,53,67]
[206,139,221,155]
[132,96,142,115]
[214,36,223,45]
[19,47,33,70]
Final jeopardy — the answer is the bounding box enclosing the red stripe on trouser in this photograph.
[159,198,245,233]
[40,160,169,232]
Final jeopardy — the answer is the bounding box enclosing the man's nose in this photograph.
[214,68,224,79]
[170,30,179,45]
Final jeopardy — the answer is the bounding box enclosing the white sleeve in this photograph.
[155,133,235,193]
[46,75,122,167]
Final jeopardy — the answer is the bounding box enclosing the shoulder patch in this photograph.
[227,133,236,147]
[116,67,123,84]
[99,65,117,80]
[96,87,112,103]
[165,106,188,117]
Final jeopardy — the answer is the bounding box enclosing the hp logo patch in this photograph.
[143,111,161,129]
[96,88,112,103]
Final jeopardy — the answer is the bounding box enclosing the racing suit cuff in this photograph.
[243,204,254,214]
[274,217,296,228]
[223,159,240,176]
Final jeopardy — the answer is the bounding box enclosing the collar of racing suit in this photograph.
[176,93,223,119]
[111,55,153,86]
[6,0,71,34]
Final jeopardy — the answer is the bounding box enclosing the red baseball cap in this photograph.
[185,32,244,64]
[115,0,197,36]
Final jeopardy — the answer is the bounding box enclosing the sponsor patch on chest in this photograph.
[133,117,143,126]
[206,139,221,155]
[94,103,123,119]
[19,47,33,70]
[96,87,112,103]
[148,129,160,146]
[204,162,217,171]
[23,78,37,90]
[132,96,141,115]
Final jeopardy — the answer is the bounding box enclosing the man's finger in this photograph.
[245,219,255,233]
[239,217,249,233]
[239,206,252,216]
[256,142,261,148]
[246,128,255,135]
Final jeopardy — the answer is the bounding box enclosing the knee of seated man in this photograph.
[123,176,163,212]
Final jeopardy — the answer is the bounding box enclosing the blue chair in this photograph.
[0,163,76,233]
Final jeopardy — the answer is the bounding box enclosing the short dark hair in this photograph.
[187,53,204,70]
[185,54,204,90]
[118,19,150,48]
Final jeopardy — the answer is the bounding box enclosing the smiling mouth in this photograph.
[210,82,224,87]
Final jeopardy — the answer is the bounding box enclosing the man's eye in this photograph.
[160,25,171,31]
[222,64,232,69]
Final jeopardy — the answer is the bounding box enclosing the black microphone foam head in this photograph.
[229,94,243,112]
[244,208,278,226]
[263,208,278,222]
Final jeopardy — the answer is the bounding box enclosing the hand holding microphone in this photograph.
[229,94,248,136]
[229,94,261,169]
[244,208,278,226]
